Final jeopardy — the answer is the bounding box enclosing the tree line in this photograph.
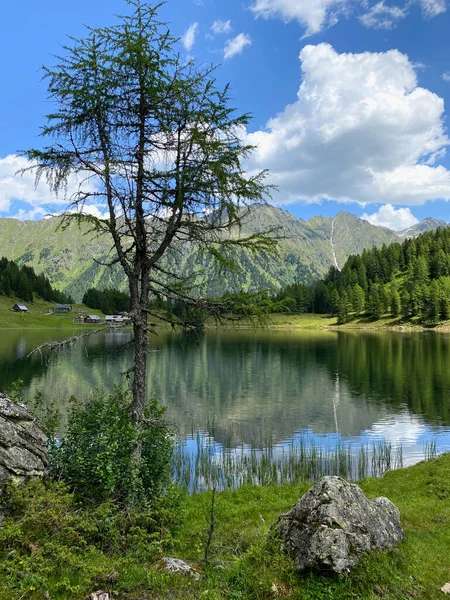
[0,257,73,304]
[82,288,131,315]
[276,226,450,325]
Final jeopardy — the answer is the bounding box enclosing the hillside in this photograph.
[277,226,450,326]
[0,207,445,301]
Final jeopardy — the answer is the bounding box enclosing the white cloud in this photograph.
[50,205,105,219]
[223,33,252,60]
[361,204,419,230]
[245,44,450,206]
[0,154,70,210]
[251,0,349,36]
[211,19,232,35]
[11,206,47,221]
[250,0,446,35]
[419,0,446,17]
[443,71,450,82]
[359,1,407,29]
[0,154,101,220]
[182,22,199,52]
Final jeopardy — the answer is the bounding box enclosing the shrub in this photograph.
[0,478,183,599]
[51,388,173,507]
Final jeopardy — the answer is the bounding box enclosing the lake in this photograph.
[2,327,450,486]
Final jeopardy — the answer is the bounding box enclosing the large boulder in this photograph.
[273,476,404,574]
[0,392,48,489]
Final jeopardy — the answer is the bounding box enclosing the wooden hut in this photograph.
[10,303,28,313]
[54,304,72,313]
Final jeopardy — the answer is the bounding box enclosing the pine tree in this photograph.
[351,284,365,315]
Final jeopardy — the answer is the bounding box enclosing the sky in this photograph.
[1,0,450,230]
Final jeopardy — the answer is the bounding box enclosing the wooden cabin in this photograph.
[84,314,102,323]
[54,304,72,313]
[10,304,28,313]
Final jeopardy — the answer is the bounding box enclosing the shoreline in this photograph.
[205,312,450,333]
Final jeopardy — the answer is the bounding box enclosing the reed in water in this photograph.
[172,433,429,493]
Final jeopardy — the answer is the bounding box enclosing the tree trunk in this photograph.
[128,268,150,469]
[131,306,148,428]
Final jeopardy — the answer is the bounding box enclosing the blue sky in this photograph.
[1,0,450,230]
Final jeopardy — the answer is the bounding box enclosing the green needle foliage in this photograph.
[23,0,277,433]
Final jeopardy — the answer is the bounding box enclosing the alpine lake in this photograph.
[2,327,450,491]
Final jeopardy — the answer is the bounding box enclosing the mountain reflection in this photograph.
[1,328,450,451]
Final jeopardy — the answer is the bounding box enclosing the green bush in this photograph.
[0,478,184,599]
[51,388,173,506]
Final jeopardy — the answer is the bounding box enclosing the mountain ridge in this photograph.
[0,207,447,301]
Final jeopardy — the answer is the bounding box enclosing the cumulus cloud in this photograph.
[182,22,199,52]
[443,71,450,82]
[359,1,407,29]
[251,0,348,36]
[223,33,251,60]
[11,206,47,221]
[361,204,419,230]
[0,154,101,220]
[0,154,70,211]
[245,44,450,206]
[50,205,106,219]
[211,19,232,35]
[250,0,446,35]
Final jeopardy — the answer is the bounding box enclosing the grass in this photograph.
[0,295,105,329]
[170,453,450,600]
[205,312,337,330]
[207,312,450,331]
[1,295,447,332]
[1,454,450,599]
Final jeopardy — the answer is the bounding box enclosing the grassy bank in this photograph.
[213,312,450,331]
[2,291,449,332]
[0,295,104,329]
[1,454,449,599]
[205,313,337,330]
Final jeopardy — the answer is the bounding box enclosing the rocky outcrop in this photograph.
[0,392,48,489]
[273,476,404,574]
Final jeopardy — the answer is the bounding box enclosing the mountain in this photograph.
[0,207,446,301]
[397,217,449,239]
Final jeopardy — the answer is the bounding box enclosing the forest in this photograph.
[276,226,450,324]
[82,287,131,315]
[0,257,73,304]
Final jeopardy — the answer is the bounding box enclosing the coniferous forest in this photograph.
[0,257,73,304]
[276,227,450,325]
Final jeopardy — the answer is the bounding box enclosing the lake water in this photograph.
[2,327,450,473]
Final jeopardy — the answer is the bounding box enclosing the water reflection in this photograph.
[1,328,450,465]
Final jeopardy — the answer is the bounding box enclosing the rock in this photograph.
[88,593,109,600]
[88,592,109,600]
[0,393,48,489]
[160,557,201,580]
[273,476,404,574]
[442,582,450,594]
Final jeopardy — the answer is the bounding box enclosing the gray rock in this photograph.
[0,393,48,489]
[273,476,404,574]
[88,592,110,600]
[161,557,201,580]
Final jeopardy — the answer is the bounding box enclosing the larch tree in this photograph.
[23,1,275,442]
